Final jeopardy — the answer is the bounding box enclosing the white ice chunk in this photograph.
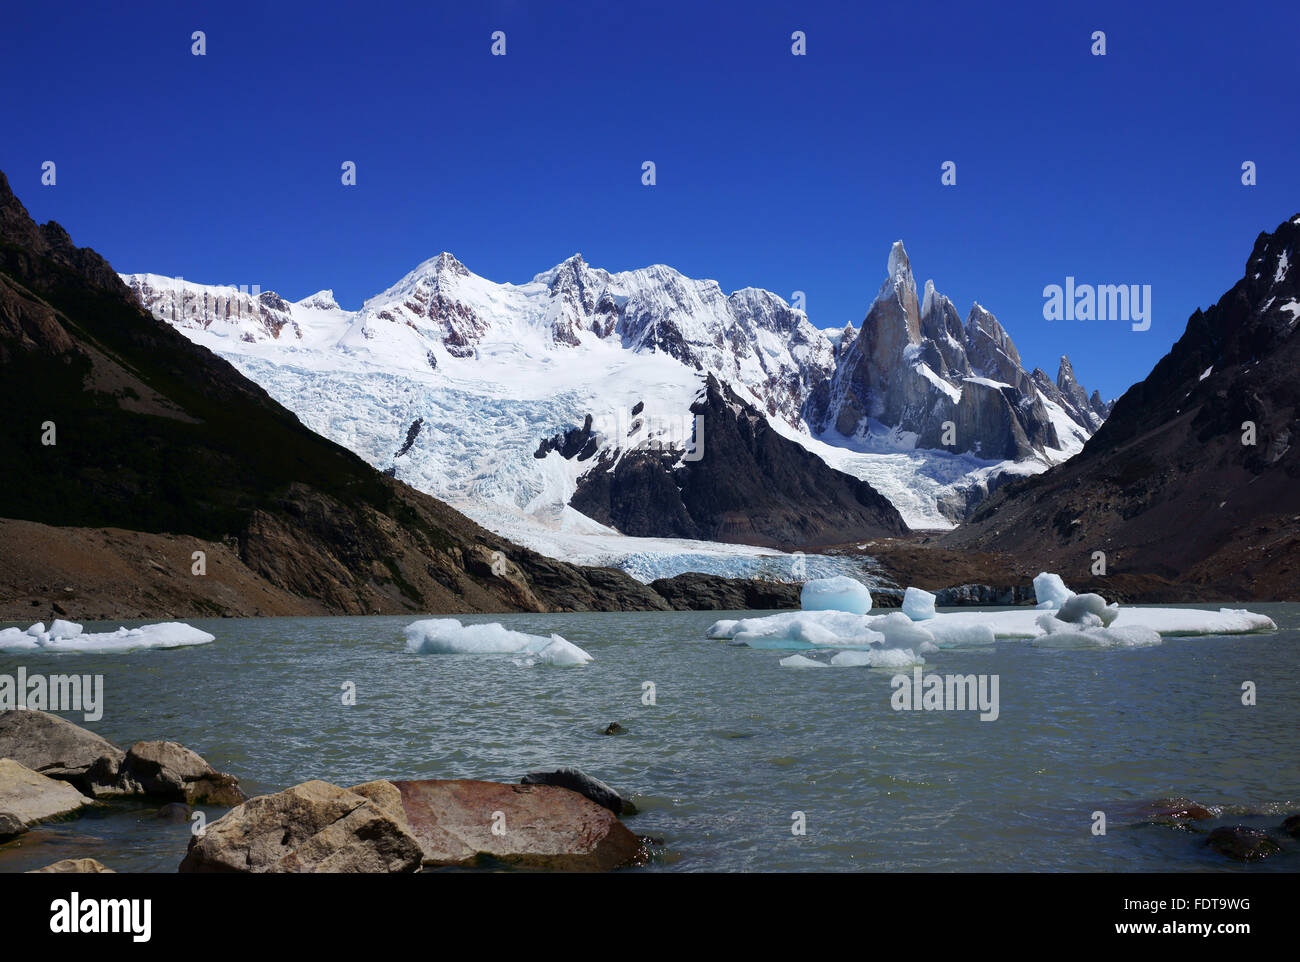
[1033,572,1075,609]
[47,620,84,640]
[404,619,592,665]
[515,635,593,667]
[830,647,925,668]
[800,576,872,614]
[925,620,997,648]
[878,612,936,650]
[0,621,215,654]
[710,610,884,649]
[901,587,937,621]
[1057,593,1118,626]
[1031,625,1162,648]
[779,654,829,668]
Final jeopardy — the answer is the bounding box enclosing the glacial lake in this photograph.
[2,605,1298,873]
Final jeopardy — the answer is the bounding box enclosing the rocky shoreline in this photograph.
[1,710,654,873]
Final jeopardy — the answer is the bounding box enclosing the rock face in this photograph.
[392,779,643,871]
[947,213,1300,600]
[555,376,908,548]
[0,169,674,617]
[805,244,1103,462]
[0,709,124,795]
[649,572,802,610]
[116,741,246,806]
[932,584,1036,607]
[0,758,89,836]
[178,780,423,873]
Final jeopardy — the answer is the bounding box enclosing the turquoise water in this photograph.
[2,605,1298,872]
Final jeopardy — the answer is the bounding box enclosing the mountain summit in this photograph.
[0,169,668,617]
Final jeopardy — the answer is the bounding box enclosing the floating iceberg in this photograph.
[878,612,935,650]
[901,587,937,621]
[0,621,215,654]
[708,610,884,650]
[1032,612,1162,648]
[1033,572,1075,609]
[800,576,873,615]
[780,648,924,669]
[1057,592,1118,626]
[403,619,593,666]
[779,654,829,669]
[710,573,1275,655]
[829,647,925,668]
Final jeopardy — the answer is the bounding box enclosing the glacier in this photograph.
[120,243,1110,575]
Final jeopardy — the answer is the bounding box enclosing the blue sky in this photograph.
[2,0,1296,400]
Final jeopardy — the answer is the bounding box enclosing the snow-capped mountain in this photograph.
[120,243,1107,571]
[805,242,1109,462]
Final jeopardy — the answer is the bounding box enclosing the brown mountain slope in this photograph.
[0,169,669,618]
[944,214,1300,601]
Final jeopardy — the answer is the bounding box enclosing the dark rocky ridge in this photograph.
[0,169,671,615]
[547,375,908,550]
[945,213,1300,600]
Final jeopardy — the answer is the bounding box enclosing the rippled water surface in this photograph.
[3,605,1298,872]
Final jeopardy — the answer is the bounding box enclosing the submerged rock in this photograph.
[152,802,194,822]
[0,758,90,836]
[393,778,642,871]
[0,709,125,796]
[116,740,246,806]
[28,857,114,873]
[521,767,635,816]
[1282,813,1300,838]
[1143,797,1216,823]
[178,780,423,873]
[1205,826,1282,862]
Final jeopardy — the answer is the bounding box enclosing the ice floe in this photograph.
[403,619,593,666]
[0,621,215,654]
[711,573,1276,657]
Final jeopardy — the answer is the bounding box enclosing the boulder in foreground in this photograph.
[28,857,114,873]
[0,709,124,795]
[178,780,422,873]
[0,758,90,837]
[393,778,643,871]
[117,740,246,806]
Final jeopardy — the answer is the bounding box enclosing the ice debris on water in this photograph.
[0,621,215,654]
[403,619,593,666]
